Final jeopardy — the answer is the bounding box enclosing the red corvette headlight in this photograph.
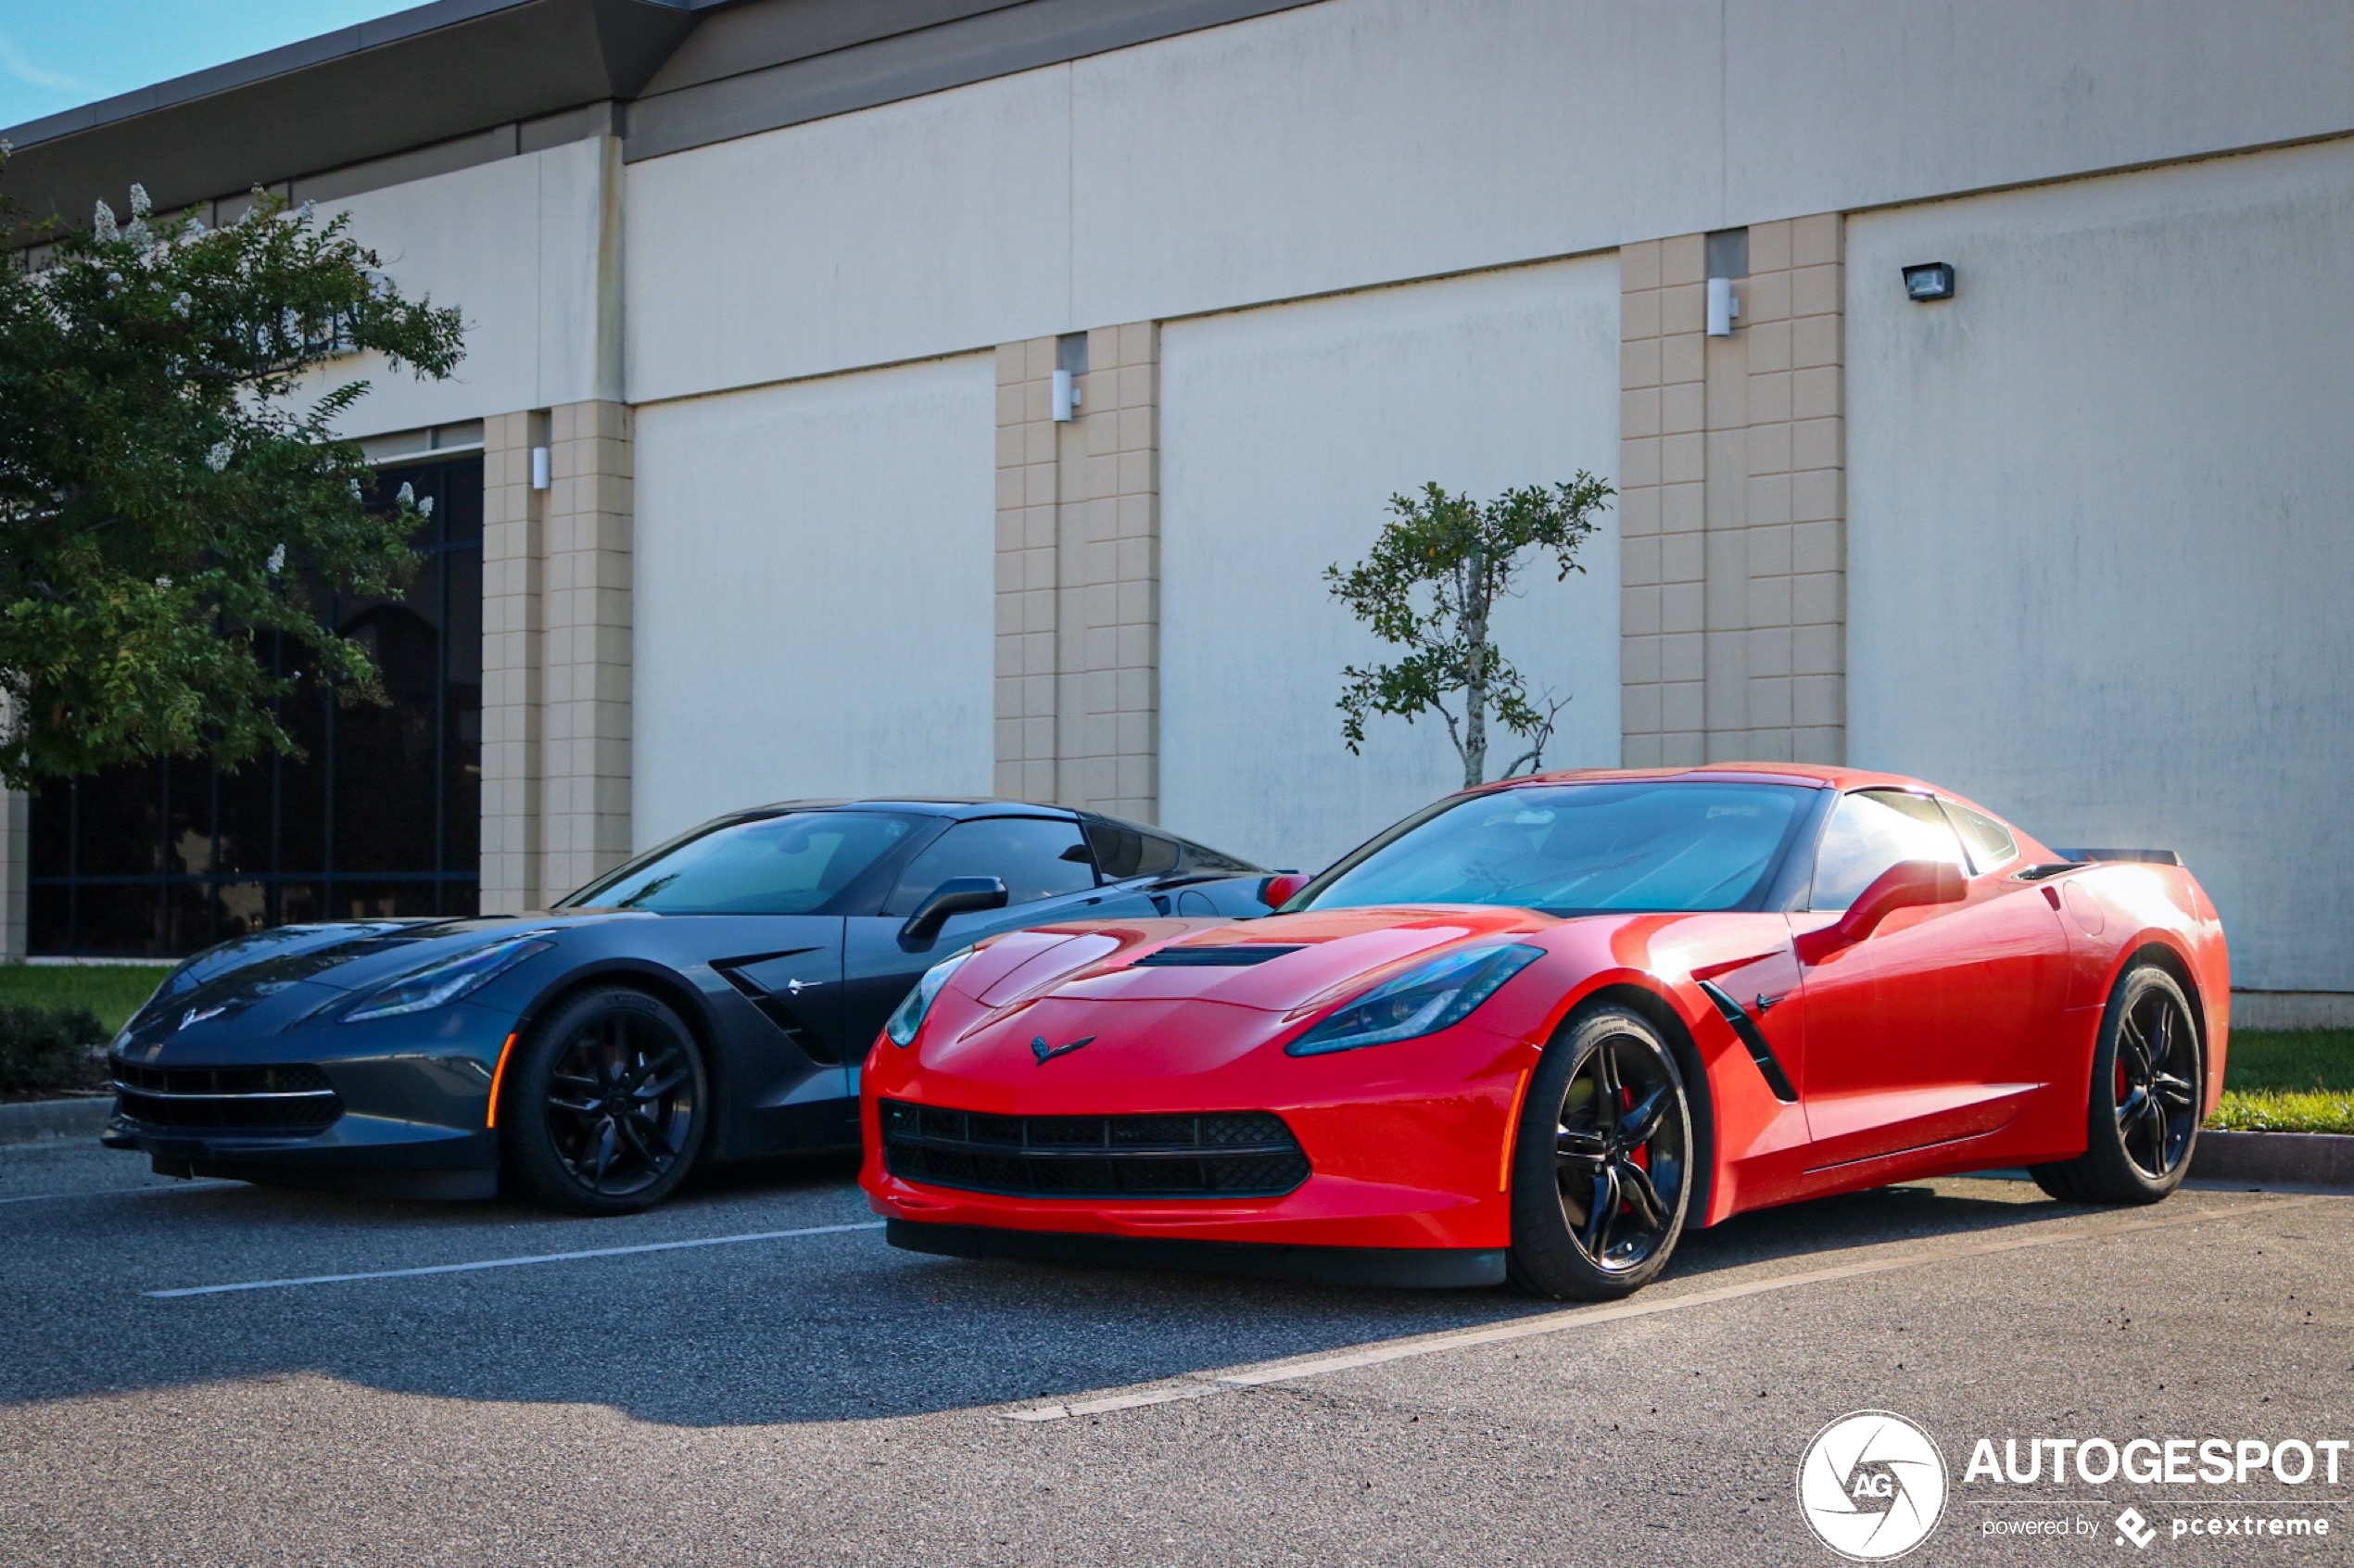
[882,947,975,1047]
[1285,943,1543,1056]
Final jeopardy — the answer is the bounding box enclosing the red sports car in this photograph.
[858,765,2228,1299]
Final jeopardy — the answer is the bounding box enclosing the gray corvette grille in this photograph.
[110,1059,343,1134]
[880,1100,1309,1199]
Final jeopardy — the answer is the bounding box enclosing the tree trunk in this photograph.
[1460,553,1489,789]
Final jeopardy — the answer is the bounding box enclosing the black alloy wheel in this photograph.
[2031,965,2200,1206]
[503,986,709,1215]
[1508,1006,1694,1300]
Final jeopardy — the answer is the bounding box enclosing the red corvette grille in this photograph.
[879,1099,1310,1199]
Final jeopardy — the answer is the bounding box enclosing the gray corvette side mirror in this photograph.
[901,876,1009,945]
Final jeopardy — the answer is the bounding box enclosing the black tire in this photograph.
[500,986,710,1215]
[1507,1006,1695,1300]
[2030,965,2200,1206]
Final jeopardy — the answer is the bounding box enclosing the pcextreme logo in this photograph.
[1797,1410,1950,1562]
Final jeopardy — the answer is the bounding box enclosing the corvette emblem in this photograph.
[1031,1034,1095,1065]
[180,1005,228,1031]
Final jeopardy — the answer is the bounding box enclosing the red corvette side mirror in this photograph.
[1259,872,1311,910]
[1797,860,1966,962]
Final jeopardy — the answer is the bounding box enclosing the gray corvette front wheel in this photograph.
[500,986,709,1215]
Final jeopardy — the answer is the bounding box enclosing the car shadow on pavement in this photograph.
[0,1162,2095,1428]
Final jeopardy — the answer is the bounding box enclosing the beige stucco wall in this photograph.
[1845,139,2354,993]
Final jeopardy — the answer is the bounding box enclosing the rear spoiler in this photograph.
[2052,847,2182,866]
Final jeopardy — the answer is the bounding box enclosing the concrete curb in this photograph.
[0,1095,111,1146]
[2192,1129,2354,1190]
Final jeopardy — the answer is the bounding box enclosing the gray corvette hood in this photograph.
[119,910,652,1051]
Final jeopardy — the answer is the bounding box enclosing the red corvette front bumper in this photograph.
[859,1013,1534,1282]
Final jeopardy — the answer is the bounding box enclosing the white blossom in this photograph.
[93,200,118,241]
[128,183,152,218]
[296,199,315,224]
[417,496,434,517]
[105,271,122,286]
[171,293,192,316]
[266,543,286,575]
[123,217,150,249]
[348,478,362,500]
[185,217,207,237]
[153,575,172,589]
[396,482,416,507]
[205,442,232,473]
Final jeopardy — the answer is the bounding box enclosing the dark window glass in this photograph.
[567,812,919,916]
[1311,783,1810,914]
[1942,800,2018,875]
[1809,790,1968,910]
[76,763,162,875]
[1084,819,1178,880]
[27,783,68,878]
[1085,815,1259,879]
[25,455,483,955]
[73,884,164,956]
[886,816,1094,913]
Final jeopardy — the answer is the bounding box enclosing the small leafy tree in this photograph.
[1328,476,1614,789]
[0,158,464,788]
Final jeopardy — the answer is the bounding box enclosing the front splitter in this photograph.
[887,1219,1505,1289]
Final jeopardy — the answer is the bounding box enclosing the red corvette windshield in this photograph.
[1308,782,1813,915]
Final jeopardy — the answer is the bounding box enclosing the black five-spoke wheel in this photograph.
[2031,964,2201,1206]
[503,986,709,1214]
[2113,982,2199,1181]
[1509,1006,1694,1299]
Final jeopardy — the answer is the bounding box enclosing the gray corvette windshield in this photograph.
[1310,783,1810,914]
[563,812,917,915]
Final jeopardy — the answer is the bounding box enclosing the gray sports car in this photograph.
[105,799,1266,1212]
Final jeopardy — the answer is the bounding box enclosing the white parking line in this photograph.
[1003,1194,2328,1422]
[145,1220,887,1297]
[0,1180,236,1208]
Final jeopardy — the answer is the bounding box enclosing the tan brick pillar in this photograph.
[1619,217,1846,766]
[993,325,1160,819]
[480,411,544,915]
[541,400,634,901]
[479,399,633,912]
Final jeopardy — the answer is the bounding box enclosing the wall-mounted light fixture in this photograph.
[1902,261,1956,302]
[1706,276,1740,336]
[1052,330,1088,422]
[530,446,551,490]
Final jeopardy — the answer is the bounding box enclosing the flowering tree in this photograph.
[0,158,463,787]
[1328,476,1614,789]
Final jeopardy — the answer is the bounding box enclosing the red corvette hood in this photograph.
[1003,904,1553,1014]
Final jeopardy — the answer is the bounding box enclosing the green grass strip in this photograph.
[0,964,171,1034]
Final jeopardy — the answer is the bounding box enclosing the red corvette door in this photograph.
[1794,790,2069,1170]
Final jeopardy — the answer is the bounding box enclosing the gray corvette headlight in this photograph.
[1285,944,1543,1056]
[885,948,975,1047]
[341,937,552,1023]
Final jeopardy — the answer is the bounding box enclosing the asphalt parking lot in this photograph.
[1,1137,2347,1567]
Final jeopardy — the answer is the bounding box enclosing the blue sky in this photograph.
[1,1,422,129]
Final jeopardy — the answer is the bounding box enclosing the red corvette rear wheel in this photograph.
[2031,965,2200,1206]
[1507,1006,1694,1300]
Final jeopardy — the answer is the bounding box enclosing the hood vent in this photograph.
[1133,945,1305,968]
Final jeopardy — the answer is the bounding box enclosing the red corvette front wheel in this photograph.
[1507,1006,1694,1300]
